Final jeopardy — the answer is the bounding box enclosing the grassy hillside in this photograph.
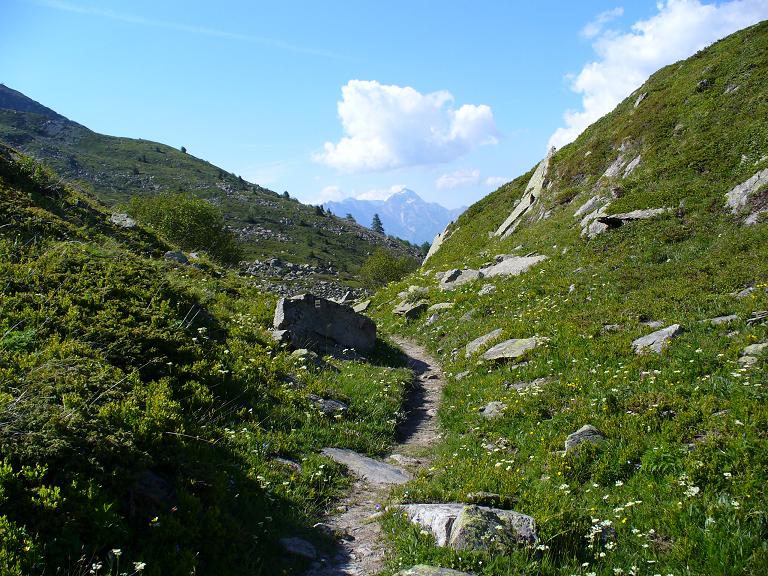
[367,21,768,575]
[0,145,413,575]
[0,85,419,275]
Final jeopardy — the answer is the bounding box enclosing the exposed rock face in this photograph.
[321,448,412,485]
[481,255,548,278]
[273,293,376,353]
[393,300,429,319]
[465,328,503,357]
[482,337,539,362]
[399,503,538,551]
[495,147,555,238]
[110,212,136,228]
[423,223,455,264]
[725,168,768,224]
[439,269,483,290]
[631,324,683,354]
[565,424,605,452]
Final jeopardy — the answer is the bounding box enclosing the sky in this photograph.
[2,1,768,209]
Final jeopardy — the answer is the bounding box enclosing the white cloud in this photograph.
[315,80,498,172]
[580,7,624,39]
[484,176,509,188]
[311,184,406,204]
[356,185,407,201]
[435,169,480,190]
[549,0,768,149]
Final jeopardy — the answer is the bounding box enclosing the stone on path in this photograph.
[395,566,475,576]
[565,424,605,452]
[273,293,376,353]
[479,401,506,419]
[399,503,538,551]
[631,324,682,354]
[322,448,412,485]
[393,300,429,319]
[465,328,503,357]
[482,337,539,362]
[279,536,317,560]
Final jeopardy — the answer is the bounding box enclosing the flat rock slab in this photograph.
[465,328,503,357]
[439,269,483,290]
[321,448,412,485]
[480,255,548,278]
[279,536,317,560]
[705,314,738,325]
[482,337,539,361]
[598,207,670,227]
[396,566,475,576]
[631,324,682,354]
[274,293,376,353]
[399,503,537,551]
[742,342,767,356]
[353,299,371,313]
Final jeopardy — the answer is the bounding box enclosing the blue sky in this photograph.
[2,1,768,209]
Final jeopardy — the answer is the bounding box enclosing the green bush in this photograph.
[358,248,419,289]
[127,193,242,264]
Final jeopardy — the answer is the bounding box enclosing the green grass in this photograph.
[366,21,768,576]
[0,146,413,576]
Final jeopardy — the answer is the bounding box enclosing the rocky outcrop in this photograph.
[393,300,429,319]
[725,168,768,224]
[494,147,555,238]
[423,223,456,264]
[482,255,548,278]
[631,324,682,354]
[273,293,376,353]
[482,337,540,362]
[399,503,537,552]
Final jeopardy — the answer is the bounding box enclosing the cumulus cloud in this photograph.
[549,0,768,149]
[314,185,346,203]
[315,80,498,172]
[435,169,480,190]
[312,184,406,204]
[484,176,509,188]
[356,185,408,201]
[580,7,624,39]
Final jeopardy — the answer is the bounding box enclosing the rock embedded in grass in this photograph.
[481,337,540,362]
[308,394,348,415]
[478,283,496,296]
[631,324,683,354]
[439,268,483,290]
[395,565,475,576]
[479,401,506,419]
[565,424,606,452]
[427,302,454,312]
[393,300,429,319]
[465,328,503,357]
[321,448,412,485]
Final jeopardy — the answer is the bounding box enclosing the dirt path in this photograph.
[304,336,444,576]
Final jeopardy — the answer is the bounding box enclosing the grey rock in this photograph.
[439,268,484,290]
[481,255,548,278]
[352,299,371,313]
[428,302,455,312]
[623,155,641,178]
[425,313,439,326]
[574,195,604,218]
[478,283,497,296]
[393,300,429,319]
[482,337,539,362]
[725,168,768,224]
[631,324,683,354]
[705,314,738,326]
[738,356,758,368]
[110,212,136,228]
[597,207,671,229]
[308,394,348,415]
[279,536,316,560]
[465,328,503,357]
[479,401,506,419]
[495,147,555,238]
[273,293,376,353]
[601,324,623,333]
[565,424,605,452]
[742,342,767,356]
[454,370,470,381]
[321,448,412,485]
[734,287,755,299]
[274,457,302,473]
[725,83,740,94]
[423,223,455,264]
[399,503,537,551]
[508,377,550,391]
[603,154,627,179]
[696,78,713,92]
[395,565,475,576]
[747,310,768,325]
[634,92,647,108]
[164,250,189,264]
[291,348,329,370]
[641,320,665,329]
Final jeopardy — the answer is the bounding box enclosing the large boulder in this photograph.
[439,269,483,290]
[399,503,537,552]
[465,328,503,357]
[273,293,376,353]
[565,424,605,452]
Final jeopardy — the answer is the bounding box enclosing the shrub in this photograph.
[358,248,419,289]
